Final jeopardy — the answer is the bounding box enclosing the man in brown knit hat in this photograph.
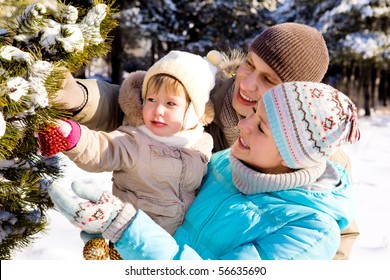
[53,22,358,260]
[208,22,331,151]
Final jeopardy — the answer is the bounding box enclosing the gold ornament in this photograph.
[109,241,122,260]
[83,238,109,260]
[82,238,123,260]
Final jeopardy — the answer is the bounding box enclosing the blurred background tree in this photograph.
[71,0,389,115]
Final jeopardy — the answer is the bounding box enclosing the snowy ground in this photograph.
[12,109,390,261]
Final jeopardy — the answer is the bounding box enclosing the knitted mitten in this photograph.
[48,181,124,234]
[49,181,136,260]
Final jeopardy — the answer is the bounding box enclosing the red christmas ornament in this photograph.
[38,125,69,156]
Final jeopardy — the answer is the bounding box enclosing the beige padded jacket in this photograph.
[66,73,213,235]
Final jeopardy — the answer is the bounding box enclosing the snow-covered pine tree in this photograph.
[0,0,117,260]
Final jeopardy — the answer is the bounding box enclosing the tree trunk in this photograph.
[372,67,380,112]
[355,61,363,116]
[363,65,371,116]
[341,60,348,95]
[110,26,123,84]
[349,60,360,114]
[384,68,389,107]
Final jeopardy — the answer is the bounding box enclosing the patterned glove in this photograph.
[37,120,81,156]
[48,181,124,234]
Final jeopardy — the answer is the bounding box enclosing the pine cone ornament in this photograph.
[38,125,69,156]
[109,241,122,260]
[83,238,109,260]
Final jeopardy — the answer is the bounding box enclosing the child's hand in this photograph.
[48,181,124,234]
[37,120,80,156]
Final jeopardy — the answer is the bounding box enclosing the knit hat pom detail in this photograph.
[206,50,222,66]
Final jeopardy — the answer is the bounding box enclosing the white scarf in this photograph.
[138,124,204,148]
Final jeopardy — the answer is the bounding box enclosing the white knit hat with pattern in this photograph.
[263,82,360,169]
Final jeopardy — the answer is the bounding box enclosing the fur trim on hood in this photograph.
[119,70,146,127]
[215,48,246,88]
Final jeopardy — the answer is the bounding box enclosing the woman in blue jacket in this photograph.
[49,81,361,260]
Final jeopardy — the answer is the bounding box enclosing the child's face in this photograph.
[142,82,188,137]
[231,99,290,174]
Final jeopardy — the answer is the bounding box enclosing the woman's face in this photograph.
[231,100,290,174]
[142,82,188,137]
[232,52,282,118]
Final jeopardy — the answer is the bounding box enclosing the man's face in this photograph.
[232,52,282,117]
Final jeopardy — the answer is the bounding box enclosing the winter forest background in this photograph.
[0,0,389,260]
[87,0,389,117]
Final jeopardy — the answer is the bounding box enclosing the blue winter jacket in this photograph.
[113,149,357,260]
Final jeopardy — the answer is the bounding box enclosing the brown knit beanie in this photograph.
[248,22,329,82]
